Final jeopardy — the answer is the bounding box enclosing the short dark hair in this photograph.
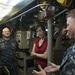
[67,9,75,18]
[35,25,45,32]
[3,27,11,32]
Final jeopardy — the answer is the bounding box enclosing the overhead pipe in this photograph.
[3,4,49,23]
[53,9,68,19]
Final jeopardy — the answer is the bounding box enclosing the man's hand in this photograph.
[44,62,60,73]
[32,65,46,75]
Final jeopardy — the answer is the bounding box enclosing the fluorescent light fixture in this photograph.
[0,0,23,6]
[0,8,12,21]
[0,8,12,17]
[0,0,7,5]
[0,0,23,21]
[7,0,23,6]
[0,5,12,21]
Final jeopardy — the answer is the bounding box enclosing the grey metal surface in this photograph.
[0,0,35,24]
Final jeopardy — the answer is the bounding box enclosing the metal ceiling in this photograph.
[0,0,36,24]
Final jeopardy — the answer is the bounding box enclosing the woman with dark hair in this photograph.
[31,25,48,70]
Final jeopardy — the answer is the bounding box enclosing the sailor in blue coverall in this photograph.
[0,27,18,75]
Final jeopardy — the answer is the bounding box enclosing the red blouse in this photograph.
[34,38,47,68]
